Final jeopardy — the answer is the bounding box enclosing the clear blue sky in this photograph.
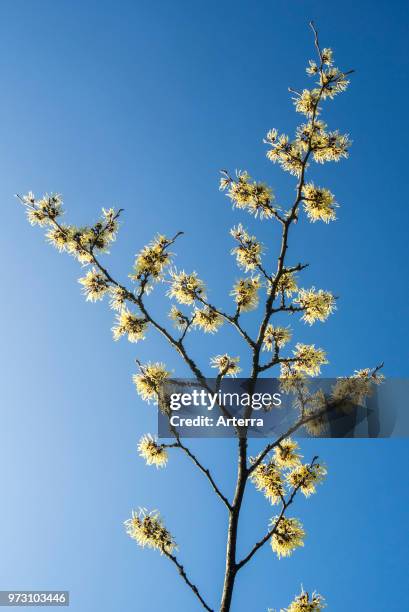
[1,1,408,610]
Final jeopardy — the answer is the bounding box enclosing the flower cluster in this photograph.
[168,269,206,305]
[250,459,284,504]
[293,89,321,117]
[332,368,384,406]
[192,306,223,333]
[279,365,307,394]
[274,439,302,468]
[230,224,263,272]
[307,44,349,97]
[210,354,241,377]
[168,305,190,331]
[263,325,292,351]
[296,120,350,165]
[109,286,129,311]
[273,271,298,297]
[303,391,330,436]
[44,207,119,264]
[292,344,328,376]
[138,434,168,468]
[294,288,336,325]
[282,588,326,611]
[93,208,119,250]
[286,463,327,497]
[220,170,276,219]
[264,130,304,177]
[124,509,176,554]
[251,447,325,504]
[231,277,261,311]
[24,192,63,226]
[133,362,170,403]
[320,67,349,99]
[301,183,337,223]
[112,308,148,343]
[312,128,351,164]
[270,516,305,559]
[304,411,328,436]
[45,224,72,252]
[63,228,96,264]
[78,268,109,301]
[131,234,172,283]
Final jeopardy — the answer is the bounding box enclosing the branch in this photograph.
[196,295,256,349]
[309,21,323,63]
[258,355,298,373]
[236,456,318,571]
[173,437,232,510]
[163,550,214,611]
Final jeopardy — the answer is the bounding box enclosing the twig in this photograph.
[163,550,214,611]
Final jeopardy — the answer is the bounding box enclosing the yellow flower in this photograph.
[265,132,304,177]
[320,67,349,99]
[222,170,276,219]
[66,227,95,264]
[304,396,329,436]
[306,60,319,76]
[301,183,337,223]
[230,224,263,272]
[332,369,384,406]
[210,354,241,377]
[25,193,63,226]
[78,268,109,301]
[263,325,292,351]
[133,362,170,403]
[287,463,327,497]
[85,209,119,253]
[112,308,148,342]
[167,269,206,305]
[305,411,327,436]
[138,434,168,468]
[271,516,305,558]
[293,89,321,116]
[283,588,326,611]
[168,305,189,331]
[296,120,327,153]
[312,131,351,164]
[46,225,72,252]
[294,288,336,324]
[293,344,328,377]
[279,364,307,394]
[250,459,284,504]
[109,286,128,311]
[192,306,223,333]
[124,509,176,554]
[273,271,298,297]
[231,277,261,312]
[321,47,333,65]
[274,439,302,468]
[99,207,119,245]
[131,234,172,281]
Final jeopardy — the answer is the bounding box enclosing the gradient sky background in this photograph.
[1,1,408,611]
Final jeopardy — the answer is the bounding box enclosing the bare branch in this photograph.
[163,550,214,611]
[173,436,232,510]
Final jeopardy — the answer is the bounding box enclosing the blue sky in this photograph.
[1,1,408,610]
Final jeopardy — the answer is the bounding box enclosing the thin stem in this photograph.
[163,550,214,612]
[174,437,232,510]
